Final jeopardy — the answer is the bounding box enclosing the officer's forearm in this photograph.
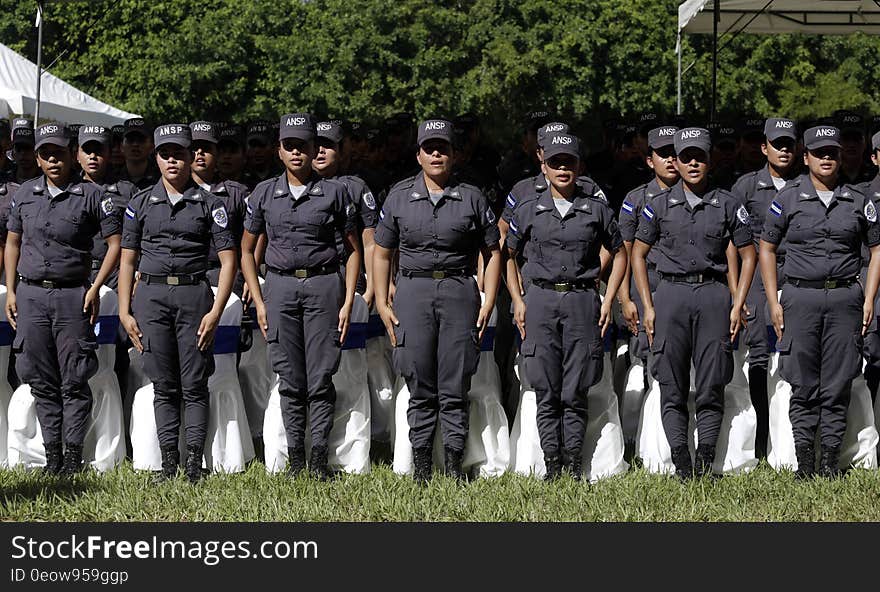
[759,240,779,306]
[240,232,264,306]
[362,228,376,295]
[343,240,361,308]
[481,245,502,310]
[92,234,121,291]
[604,247,628,304]
[733,244,756,312]
[865,245,880,307]
[117,248,138,316]
[212,249,237,316]
[254,233,268,270]
[4,233,20,293]
[497,218,509,250]
[631,241,654,311]
[373,246,393,308]
[506,248,524,305]
[618,241,633,303]
[726,241,740,295]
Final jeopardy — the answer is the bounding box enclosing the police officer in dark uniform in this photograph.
[118,123,237,484]
[5,122,122,476]
[730,117,799,458]
[243,120,279,189]
[189,121,249,295]
[10,118,40,185]
[859,130,880,401]
[216,124,249,186]
[114,118,159,190]
[761,125,880,479]
[836,111,873,186]
[632,127,756,481]
[737,117,767,176]
[241,113,361,480]
[109,124,126,173]
[373,118,502,483]
[707,121,739,191]
[506,132,626,480]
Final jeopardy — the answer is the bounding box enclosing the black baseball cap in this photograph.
[835,110,865,135]
[764,118,797,142]
[542,132,580,159]
[647,126,678,150]
[246,120,272,144]
[871,130,880,152]
[279,113,316,142]
[674,127,712,155]
[803,125,841,150]
[707,121,737,147]
[78,124,111,146]
[189,120,219,144]
[111,124,125,141]
[218,124,245,148]
[123,117,150,139]
[153,123,192,149]
[738,117,765,141]
[537,122,570,149]
[34,122,70,150]
[316,121,344,144]
[417,119,454,146]
[11,117,34,146]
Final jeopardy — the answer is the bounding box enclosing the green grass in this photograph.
[2,461,880,522]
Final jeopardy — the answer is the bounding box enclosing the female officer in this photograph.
[373,119,502,483]
[241,113,361,481]
[506,132,626,480]
[118,123,237,484]
[5,123,121,475]
[632,127,756,481]
[761,125,880,479]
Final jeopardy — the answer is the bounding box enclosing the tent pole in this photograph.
[34,0,44,125]
[677,31,682,115]
[711,0,719,120]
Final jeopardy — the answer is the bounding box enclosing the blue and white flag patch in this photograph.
[769,200,783,217]
[506,193,517,209]
[622,201,634,214]
[125,206,136,220]
[509,220,519,235]
[642,205,655,221]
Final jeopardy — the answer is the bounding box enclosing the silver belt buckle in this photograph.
[40,280,54,289]
[166,276,180,286]
[294,269,309,279]
[432,270,446,280]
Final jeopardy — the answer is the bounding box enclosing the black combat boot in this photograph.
[157,445,180,482]
[794,443,815,480]
[60,443,85,476]
[287,447,306,478]
[670,445,693,482]
[694,444,716,478]
[184,446,204,484]
[42,441,64,476]
[444,447,466,482]
[252,437,265,465]
[818,445,842,479]
[543,454,563,482]
[309,445,334,481]
[412,446,433,485]
[564,449,583,481]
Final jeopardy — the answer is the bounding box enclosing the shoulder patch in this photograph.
[363,191,376,210]
[505,193,517,209]
[769,200,783,217]
[101,196,114,216]
[485,208,496,225]
[125,206,136,220]
[866,200,877,223]
[212,206,229,228]
[736,204,750,224]
[642,204,655,221]
[509,219,519,235]
[622,201,634,214]
[593,188,608,203]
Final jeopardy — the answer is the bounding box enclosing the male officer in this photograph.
[119,123,237,484]
[506,132,626,480]
[116,118,159,190]
[761,125,880,478]
[5,123,121,475]
[730,117,799,458]
[632,127,756,480]
[241,113,361,481]
[189,121,249,295]
[10,118,40,184]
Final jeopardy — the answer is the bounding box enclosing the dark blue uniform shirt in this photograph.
[374,173,500,273]
[87,179,135,264]
[244,173,355,271]
[506,185,622,284]
[731,165,792,251]
[0,181,20,248]
[636,182,752,275]
[122,180,234,275]
[502,174,607,224]
[762,174,880,282]
[8,177,120,282]
[204,179,249,265]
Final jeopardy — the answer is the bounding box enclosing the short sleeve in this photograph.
[761,192,790,245]
[335,186,357,236]
[599,203,624,252]
[506,210,524,252]
[121,199,143,250]
[96,191,122,238]
[862,197,880,248]
[374,194,400,249]
[727,199,753,248]
[6,186,25,235]
[635,200,659,246]
[618,188,643,242]
[476,192,501,247]
[243,188,266,235]
[209,200,235,252]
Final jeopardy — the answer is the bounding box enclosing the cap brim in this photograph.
[765,130,797,142]
[542,145,579,159]
[190,133,218,144]
[807,139,841,150]
[155,139,191,149]
[34,137,69,149]
[675,141,711,155]
[648,139,675,150]
[418,133,453,146]
[278,130,314,142]
[78,135,108,146]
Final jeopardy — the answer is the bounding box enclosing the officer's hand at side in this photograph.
[120,314,143,353]
[241,282,252,307]
[362,289,374,310]
[254,301,268,341]
[338,302,352,344]
[599,299,613,338]
[643,306,656,347]
[83,286,101,325]
[388,281,397,306]
[620,298,639,335]
[729,305,742,342]
[197,310,221,351]
[476,303,493,341]
[377,304,399,347]
[513,299,526,340]
[5,291,17,330]
[863,300,874,337]
[769,302,784,341]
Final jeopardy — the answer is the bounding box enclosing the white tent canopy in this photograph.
[0,42,139,126]
[677,1,880,114]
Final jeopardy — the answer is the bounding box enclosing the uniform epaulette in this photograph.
[388,175,418,195]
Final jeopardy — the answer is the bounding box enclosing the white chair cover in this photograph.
[0,285,13,467]
[238,277,273,440]
[263,293,372,474]
[391,293,511,478]
[365,311,395,443]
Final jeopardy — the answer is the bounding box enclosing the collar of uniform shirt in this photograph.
[408,174,462,201]
[150,178,203,203]
[794,175,853,202]
[534,185,591,215]
[271,172,321,200]
[667,182,719,208]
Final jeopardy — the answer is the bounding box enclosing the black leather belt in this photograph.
[786,277,858,289]
[140,272,207,286]
[659,271,726,285]
[400,269,472,279]
[19,276,84,289]
[532,279,597,292]
[267,265,337,279]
